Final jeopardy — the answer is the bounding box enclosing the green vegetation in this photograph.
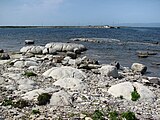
[37,93,52,105]
[131,87,140,101]
[92,110,104,120]
[13,99,29,108]
[1,99,29,108]
[24,71,37,77]
[109,111,118,120]
[121,111,136,120]
[32,109,40,114]
[108,110,136,120]
[2,99,13,106]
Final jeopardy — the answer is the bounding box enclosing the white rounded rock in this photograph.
[43,66,86,80]
[108,82,156,102]
[108,82,134,100]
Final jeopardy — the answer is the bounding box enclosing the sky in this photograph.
[0,0,160,26]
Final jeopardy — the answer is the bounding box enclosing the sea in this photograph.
[0,27,160,77]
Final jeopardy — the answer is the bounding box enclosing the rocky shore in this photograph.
[0,42,160,120]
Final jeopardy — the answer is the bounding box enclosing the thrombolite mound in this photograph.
[20,46,45,54]
[43,66,86,80]
[20,42,87,55]
[45,42,86,52]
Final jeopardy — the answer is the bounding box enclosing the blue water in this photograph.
[0,27,160,77]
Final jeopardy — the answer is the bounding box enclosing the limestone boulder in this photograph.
[2,73,21,80]
[50,90,71,106]
[17,79,37,91]
[53,78,87,91]
[43,66,86,80]
[13,60,38,68]
[108,82,134,100]
[99,65,118,78]
[21,87,59,100]
[20,46,45,54]
[108,82,156,101]
[45,42,86,52]
[131,63,147,74]
[0,60,10,65]
[133,82,156,101]
[148,77,160,85]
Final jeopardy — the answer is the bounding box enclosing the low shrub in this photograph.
[37,93,52,105]
[131,87,140,101]
[92,110,104,120]
[32,109,40,114]
[13,99,29,108]
[121,111,136,120]
[109,111,118,120]
[24,71,37,77]
[1,99,13,106]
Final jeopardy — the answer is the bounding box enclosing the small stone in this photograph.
[66,52,77,59]
[0,53,10,60]
[25,40,34,44]
[85,117,93,120]
[0,49,4,53]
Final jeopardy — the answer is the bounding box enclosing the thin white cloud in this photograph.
[19,0,64,13]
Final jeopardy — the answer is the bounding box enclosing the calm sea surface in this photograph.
[0,27,160,77]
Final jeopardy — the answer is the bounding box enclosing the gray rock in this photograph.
[99,65,119,78]
[148,77,160,85]
[0,49,4,53]
[110,61,120,69]
[66,52,77,59]
[50,90,72,106]
[0,53,10,60]
[131,63,147,74]
[20,46,45,54]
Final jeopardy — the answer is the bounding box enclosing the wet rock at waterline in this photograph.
[131,63,147,75]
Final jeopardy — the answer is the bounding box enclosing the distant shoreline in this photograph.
[0,25,123,29]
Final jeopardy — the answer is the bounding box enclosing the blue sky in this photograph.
[0,0,160,26]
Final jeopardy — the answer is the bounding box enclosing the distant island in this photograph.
[0,25,122,29]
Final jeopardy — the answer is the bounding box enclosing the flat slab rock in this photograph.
[43,66,86,80]
[53,78,88,91]
[108,82,156,102]
[21,87,59,100]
